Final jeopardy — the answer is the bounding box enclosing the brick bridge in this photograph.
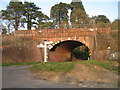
[14,27,111,62]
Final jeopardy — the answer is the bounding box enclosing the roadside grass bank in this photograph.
[30,60,119,73]
[31,62,75,73]
[79,60,119,71]
[2,59,118,72]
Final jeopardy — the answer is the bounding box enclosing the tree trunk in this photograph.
[27,14,31,30]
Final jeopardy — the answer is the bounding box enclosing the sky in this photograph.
[0,0,119,22]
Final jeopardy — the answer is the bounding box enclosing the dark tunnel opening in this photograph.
[49,40,90,62]
[71,45,90,60]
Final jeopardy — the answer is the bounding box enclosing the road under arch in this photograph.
[48,40,90,62]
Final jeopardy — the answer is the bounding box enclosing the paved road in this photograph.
[2,65,81,88]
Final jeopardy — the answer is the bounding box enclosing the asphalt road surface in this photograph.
[2,65,81,88]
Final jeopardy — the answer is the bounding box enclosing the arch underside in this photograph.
[48,40,90,62]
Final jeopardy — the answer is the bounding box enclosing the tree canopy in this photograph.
[50,2,71,28]
[23,1,41,30]
[70,1,89,28]
[95,15,111,27]
[1,1,49,31]
[1,0,113,31]
[1,1,23,33]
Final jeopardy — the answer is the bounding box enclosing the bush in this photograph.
[72,46,89,60]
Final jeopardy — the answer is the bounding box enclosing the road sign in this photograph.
[37,44,44,48]
[37,41,53,62]
[47,45,53,49]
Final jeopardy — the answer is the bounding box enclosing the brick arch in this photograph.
[48,40,90,62]
[49,39,92,51]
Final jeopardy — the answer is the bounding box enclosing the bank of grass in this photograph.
[2,60,118,72]
[31,60,119,73]
[79,60,118,71]
[31,62,75,73]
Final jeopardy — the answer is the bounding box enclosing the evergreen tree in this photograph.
[1,0,24,31]
[70,1,89,28]
[95,15,111,27]
[34,12,50,29]
[23,1,40,30]
[2,28,7,35]
[50,2,71,28]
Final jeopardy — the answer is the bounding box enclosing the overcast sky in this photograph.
[0,0,119,22]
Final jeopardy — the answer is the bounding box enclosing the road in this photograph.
[2,65,81,88]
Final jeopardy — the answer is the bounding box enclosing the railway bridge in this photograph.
[14,27,111,62]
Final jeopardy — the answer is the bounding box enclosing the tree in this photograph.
[50,2,71,28]
[23,1,41,30]
[95,15,111,27]
[70,1,89,28]
[1,0,24,31]
[35,21,55,29]
[2,29,7,35]
[111,19,120,30]
[72,45,90,60]
[1,1,50,30]
[0,22,7,35]
[70,0,85,11]
[34,12,51,29]
[1,10,14,34]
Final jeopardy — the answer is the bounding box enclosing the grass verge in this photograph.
[79,60,118,71]
[31,60,119,73]
[31,62,75,73]
[1,62,39,66]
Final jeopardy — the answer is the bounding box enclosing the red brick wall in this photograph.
[14,27,111,52]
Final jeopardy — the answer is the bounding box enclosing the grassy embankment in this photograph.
[2,60,118,73]
[30,60,119,73]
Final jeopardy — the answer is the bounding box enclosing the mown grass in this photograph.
[31,60,119,73]
[2,59,118,73]
[31,62,75,73]
[79,60,118,71]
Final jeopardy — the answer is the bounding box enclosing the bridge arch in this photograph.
[48,40,91,62]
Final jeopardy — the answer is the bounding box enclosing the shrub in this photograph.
[72,46,89,60]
